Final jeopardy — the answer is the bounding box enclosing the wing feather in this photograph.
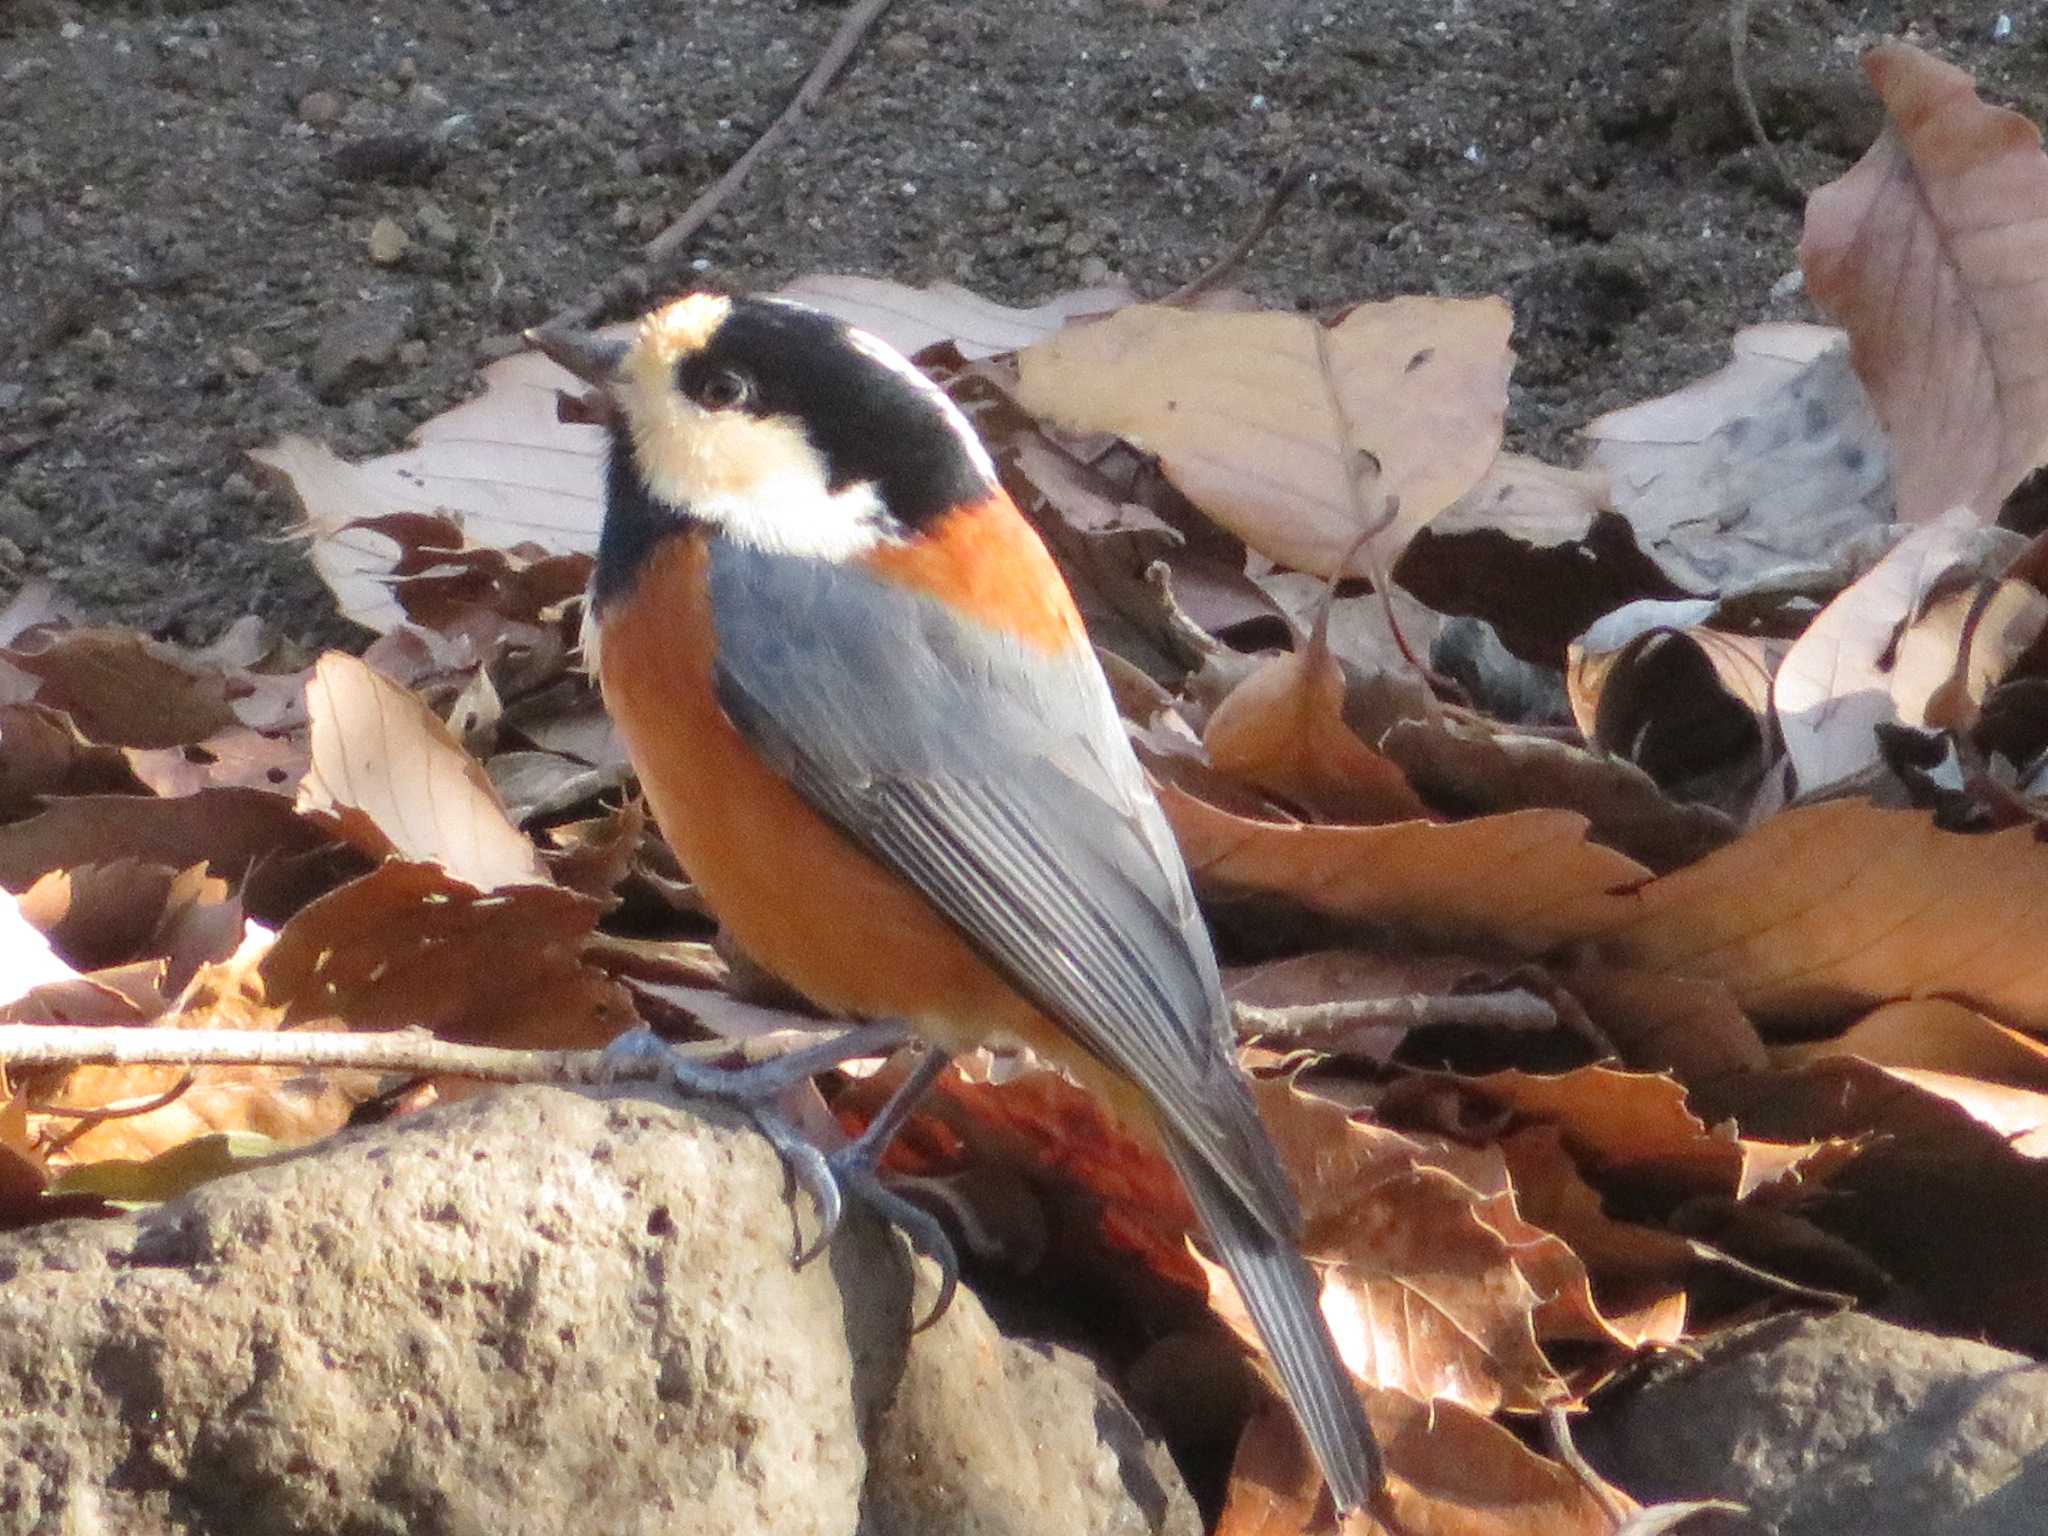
[706,541,1299,1234]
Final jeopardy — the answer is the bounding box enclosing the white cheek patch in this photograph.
[840,322,1001,488]
[626,386,895,561]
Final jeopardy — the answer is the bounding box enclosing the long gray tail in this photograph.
[1166,1136,1382,1514]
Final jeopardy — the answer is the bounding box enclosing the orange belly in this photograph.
[596,533,1059,1059]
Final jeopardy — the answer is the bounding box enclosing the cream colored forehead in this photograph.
[622,293,733,393]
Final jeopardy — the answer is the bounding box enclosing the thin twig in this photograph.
[1543,1404,1633,1527]
[0,1025,729,1083]
[1159,163,1311,306]
[1728,0,1805,203]
[1234,990,1560,1050]
[1307,315,1442,721]
[37,1071,197,1158]
[541,0,897,332]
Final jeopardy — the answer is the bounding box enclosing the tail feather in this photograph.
[1167,1137,1382,1515]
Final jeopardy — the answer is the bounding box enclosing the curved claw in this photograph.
[837,1162,960,1332]
[748,1111,845,1263]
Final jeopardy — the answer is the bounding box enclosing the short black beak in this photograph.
[525,326,629,387]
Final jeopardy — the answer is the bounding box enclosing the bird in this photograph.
[529,292,1385,1517]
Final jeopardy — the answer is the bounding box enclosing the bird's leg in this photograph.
[600,1023,959,1328]
[796,1045,958,1330]
[600,1020,908,1248]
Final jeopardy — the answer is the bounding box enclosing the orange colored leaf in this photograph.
[1560,799,2048,1034]
[261,861,630,1048]
[1777,997,2048,1087]
[1158,782,1647,953]
[1801,42,2048,521]
[1203,626,1429,825]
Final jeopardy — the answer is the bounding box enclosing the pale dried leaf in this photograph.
[1585,324,1893,591]
[250,347,609,630]
[1016,299,1512,576]
[299,652,547,889]
[1802,42,2048,522]
[1774,514,2023,792]
[771,273,1136,360]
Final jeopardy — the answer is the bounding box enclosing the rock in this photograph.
[308,301,412,400]
[366,215,410,265]
[415,200,459,248]
[868,1298,1201,1536]
[297,89,342,128]
[1581,1312,2048,1536]
[0,1085,1195,1536]
[226,345,265,377]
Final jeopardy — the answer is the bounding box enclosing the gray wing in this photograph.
[706,540,1299,1235]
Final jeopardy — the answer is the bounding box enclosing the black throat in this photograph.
[591,430,697,611]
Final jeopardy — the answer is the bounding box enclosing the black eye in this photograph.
[694,368,751,409]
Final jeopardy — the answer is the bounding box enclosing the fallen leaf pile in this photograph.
[7,38,2048,1536]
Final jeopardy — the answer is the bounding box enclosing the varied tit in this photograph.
[530,294,1383,1516]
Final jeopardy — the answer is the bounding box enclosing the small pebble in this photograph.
[367,216,409,265]
[1077,256,1111,285]
[395,55,418,84]
[297,89,342,128]
[397,339,430,368]
[227,345,265,376]
[415,201,459,246]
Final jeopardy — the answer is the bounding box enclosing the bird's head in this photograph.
[530,294,998,602]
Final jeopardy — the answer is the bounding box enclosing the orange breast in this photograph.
[596,533,1056,1057]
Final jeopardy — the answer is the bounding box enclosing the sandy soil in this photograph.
[0,0,2038,645]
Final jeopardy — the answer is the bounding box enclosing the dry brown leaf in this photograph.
[1707,1058,2048,1351]
[0,887,83,1006]
[1494,1125,1693,1337]
[0,789,335,899]
[1016,299,1512,576]
[0,702,142,816]
[1210,1076,1663,1414]
[1405,1068,1852,1204]
[299,652,547,889]
[4,627,238,749]
[1159,781,1648,953]
[1557,962,1769,1081]
[1774,515,2025,792]
[1399,453,1700,666]
[1584,324,1894,592]
[1802,43,2048,523]
[0,1093,50,1218]
[39,1067,360,1168]
[261,860,629,1048]
[1567,597,1783,801]
[1378,715,1737,875]
[1558,798,2048,1034]
[770,273,1136,360]
[1203,616,1430,825]
[1776,997,2048,1086]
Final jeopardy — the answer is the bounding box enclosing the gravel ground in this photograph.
[1,0,2040,645]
